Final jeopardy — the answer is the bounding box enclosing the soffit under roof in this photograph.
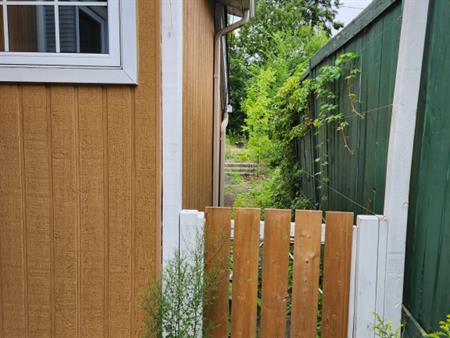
[217,0,253,17]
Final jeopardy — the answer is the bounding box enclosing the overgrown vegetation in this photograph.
[228,0,342,135]
[225,0,367,211]
[227,46,361,210]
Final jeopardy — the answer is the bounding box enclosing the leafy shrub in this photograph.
[425,315,450,338]
[373,312,402,338]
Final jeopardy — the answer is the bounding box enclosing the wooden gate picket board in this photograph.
[204,207,231,338]
[290,210,323,338]
[203,207,356,338]
[321,212,354,338]
[260,209,291,338]
[230,208,260,338]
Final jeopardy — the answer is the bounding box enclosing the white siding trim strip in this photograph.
[161,0,184,265]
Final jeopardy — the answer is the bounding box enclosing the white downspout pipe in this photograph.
[219,104,232,205]
[213,9,251,206]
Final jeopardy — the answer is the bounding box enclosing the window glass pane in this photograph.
[8,6,56,52]
[59,6,108,54]
[0,7,4,51]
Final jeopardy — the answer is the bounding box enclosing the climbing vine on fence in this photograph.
[272,52,362,207]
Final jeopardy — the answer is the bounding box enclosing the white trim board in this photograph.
[161,0,183,265]
[382,0,430,328]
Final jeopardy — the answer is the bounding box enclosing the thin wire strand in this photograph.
[343,103,393,120]
[302,169,382,218]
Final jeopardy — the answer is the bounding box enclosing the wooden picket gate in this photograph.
[202,207,354,338]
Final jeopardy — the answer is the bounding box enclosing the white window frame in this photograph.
[0,0,137,84]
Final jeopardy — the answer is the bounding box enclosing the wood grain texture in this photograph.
[107,87,132,338]
[290,210,323,338]
[132,0,161,335]
[0,85,27,337]
[22,85,52,338]
[0,0,162,336]
[204,207,231,338]
[260,209,291,338]
[50,86,78,338]
[182,0,214,211]
[321,211,354,338]
[231,208,260,338]
[78,87,105,337]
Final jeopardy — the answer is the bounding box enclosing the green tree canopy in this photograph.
[227,0,342,136]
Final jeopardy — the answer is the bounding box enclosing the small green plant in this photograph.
[140,232,220,338]
[424,315,450,338]
[373,312,402,338]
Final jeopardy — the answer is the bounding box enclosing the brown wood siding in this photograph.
[182,0,215,211]
[0,0,161,337]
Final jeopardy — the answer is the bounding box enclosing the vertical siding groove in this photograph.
[0,0,162,334]
[74,86,81,338]
[18,85,30,338]
[0,163,3,338]
[102,87,110,338]
[130,89,136,338]
[46,85,56,338]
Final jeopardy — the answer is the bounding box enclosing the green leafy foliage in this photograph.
[228,0,341,136]
[373,312,402,338]
[140,233,220,338]
[425,315,450,338]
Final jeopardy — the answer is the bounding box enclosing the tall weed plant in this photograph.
[141,232,220,338]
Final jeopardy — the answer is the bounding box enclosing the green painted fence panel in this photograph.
[299,1,401,216]
[300,1,450,332]
[404,0,450,332]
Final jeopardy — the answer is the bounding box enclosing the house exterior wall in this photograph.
[182,0,215,211]
[0,1,161,337]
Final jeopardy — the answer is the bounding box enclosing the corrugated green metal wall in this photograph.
[404,0,450,332]
[300,0,449,333]
[299,1,401,215]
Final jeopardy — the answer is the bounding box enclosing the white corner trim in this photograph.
[161,0,183,265]
[382,0,430,328]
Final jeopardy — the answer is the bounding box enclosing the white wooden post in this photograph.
[179,210,205,338]
[179,210,205,256]
[161,0,184,264]
[382,0,430,327]
[349,215,381,338]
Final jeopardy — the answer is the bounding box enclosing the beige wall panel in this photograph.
[133,0,161,335]
[183,0,215,210]
[106,87,133,338]
[0,85,27,337]
[78,87,106,337]
[0,0,161,336]
[50,86,78,337]
[22,85,52,338]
